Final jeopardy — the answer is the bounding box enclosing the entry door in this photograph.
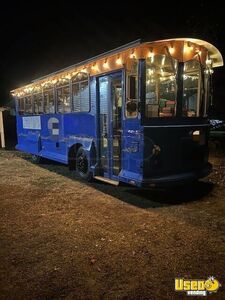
[98,72,122,178]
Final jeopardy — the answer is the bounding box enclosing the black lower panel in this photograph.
[143,126,209,178]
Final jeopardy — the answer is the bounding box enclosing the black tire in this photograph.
[76,147,92,181]
[31,154,42,164]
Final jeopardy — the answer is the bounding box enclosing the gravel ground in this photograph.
[0,148,225,299]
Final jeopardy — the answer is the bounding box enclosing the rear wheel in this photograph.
[76,147,92,181]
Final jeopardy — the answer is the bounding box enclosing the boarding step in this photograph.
[94,176,119,186]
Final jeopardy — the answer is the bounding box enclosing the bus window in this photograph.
[72,73,89,112]
[18,98,25,115]
[33,93,43,114]
[126,60,138,118]
[145,55,177,117]
[183,60,201,117]
[44,89,54,113]
[56,85,71,113]
[24,96,33,114]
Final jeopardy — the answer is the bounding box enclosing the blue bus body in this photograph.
[15,75,211,187]
[13,39,223,187]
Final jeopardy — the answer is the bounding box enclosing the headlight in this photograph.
[192,130,205,145]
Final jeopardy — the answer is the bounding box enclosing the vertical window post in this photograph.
[53,84,57,114]
[176,62,184,117]
[139,59,146,124]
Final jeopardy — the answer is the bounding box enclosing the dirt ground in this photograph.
[0,148,225,299]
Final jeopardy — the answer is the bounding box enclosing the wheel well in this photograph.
[68,143,82,170]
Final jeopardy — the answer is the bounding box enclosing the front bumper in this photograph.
[141,163,212,187]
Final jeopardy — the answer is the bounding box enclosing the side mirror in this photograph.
[126,100,137,113]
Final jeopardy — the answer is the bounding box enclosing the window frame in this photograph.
[182,59,202,118]
[71,72,90,113]
[56,83,71,114]
[33,92,44,115]
[18,97,25,115]
[145,54,178,119]
[24,95,33,115]
[141,57,207,123]
[125,59,139,119]
[43,87,55,114]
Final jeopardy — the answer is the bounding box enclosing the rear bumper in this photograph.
[141,163,212,187]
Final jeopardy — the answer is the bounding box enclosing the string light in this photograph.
[184,42,194,53]
[14,41,211,98]
[91,63,98,71]
[103,59,109,69]
[23,87,33,94]
[183,45,188,53]
[130,49,136,59]
[205,68,214,75]
[206,58,212,65]
[188,42,194,50]
[169,45,175,54]
[34,86,41,92]
[116,56,122,65]
[148,48,154,62]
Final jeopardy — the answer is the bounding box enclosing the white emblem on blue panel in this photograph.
[48,118,59,136]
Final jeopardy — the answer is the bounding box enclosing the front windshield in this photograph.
[145,55,178,118]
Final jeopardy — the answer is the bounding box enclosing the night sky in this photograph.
[1,1,224,117]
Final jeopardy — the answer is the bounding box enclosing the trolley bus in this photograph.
[11,38,223,187]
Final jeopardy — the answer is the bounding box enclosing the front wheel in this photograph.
[31,154,42,164]
[76,147,92,181]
